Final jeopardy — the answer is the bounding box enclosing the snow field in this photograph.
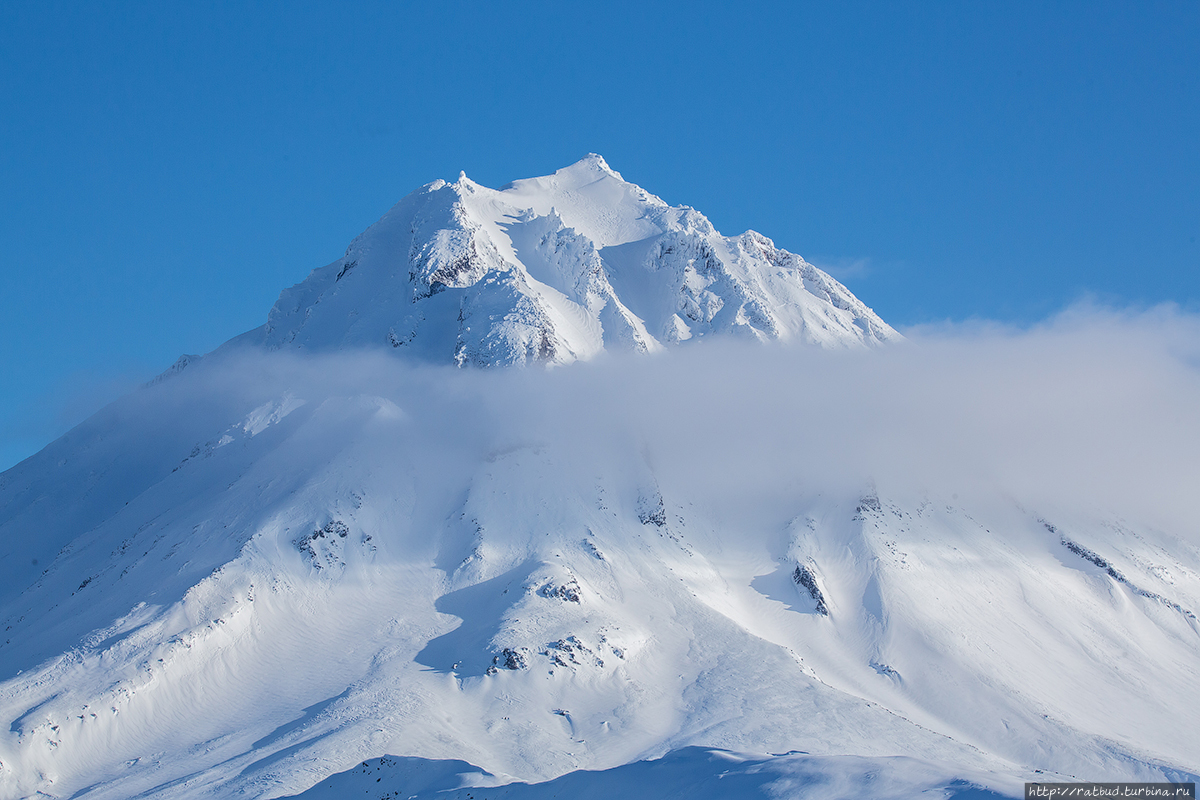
[2,162,1199,797]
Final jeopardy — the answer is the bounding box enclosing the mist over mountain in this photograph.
[1,160,1197,800]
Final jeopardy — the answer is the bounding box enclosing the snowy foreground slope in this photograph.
[2,162,1199,800]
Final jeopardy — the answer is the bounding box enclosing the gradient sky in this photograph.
[1,0,1198,471]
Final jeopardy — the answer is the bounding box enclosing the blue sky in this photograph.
[1,1,1197,471]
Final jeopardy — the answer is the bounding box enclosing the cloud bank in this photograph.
[121,303,1200,541]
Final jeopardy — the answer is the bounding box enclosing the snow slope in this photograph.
[0,162,1197,799]
[1,343,1198,799]
[287,748,1013,800]
[238,155,898,366]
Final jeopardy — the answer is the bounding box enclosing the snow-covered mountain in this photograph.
[232,154,898,366]
[1,160,1197,800]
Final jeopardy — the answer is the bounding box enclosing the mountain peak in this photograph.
[563,152,621,179]
[454,169,480,187]
[4,159,1195,800]
[249,159,900,366]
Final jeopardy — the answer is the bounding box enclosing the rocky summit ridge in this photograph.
[239,154,898,366]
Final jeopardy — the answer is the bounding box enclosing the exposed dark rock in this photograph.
[854,494,882,518]
[870,660,901,680]
[538,579,582,603]
[793,564,829,615]
[1062,537,1122,580]
[492,647,529,671]
[638,491,667,527]
[296,520,351,568]
[543,636,602,669]
[1051,524,1197,620]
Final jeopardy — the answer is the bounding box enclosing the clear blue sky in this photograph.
[1,1,1197,471]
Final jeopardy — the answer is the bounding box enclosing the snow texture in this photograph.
[244,154,899,367]
[0,159,1198,800]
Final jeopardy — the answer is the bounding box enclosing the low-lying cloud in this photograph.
[115,303,1200,540]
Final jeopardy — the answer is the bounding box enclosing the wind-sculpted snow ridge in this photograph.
[240,154,898,367]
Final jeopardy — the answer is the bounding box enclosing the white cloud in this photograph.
[147,302,1200,540]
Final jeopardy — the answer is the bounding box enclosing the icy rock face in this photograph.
[252,154,899,366]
